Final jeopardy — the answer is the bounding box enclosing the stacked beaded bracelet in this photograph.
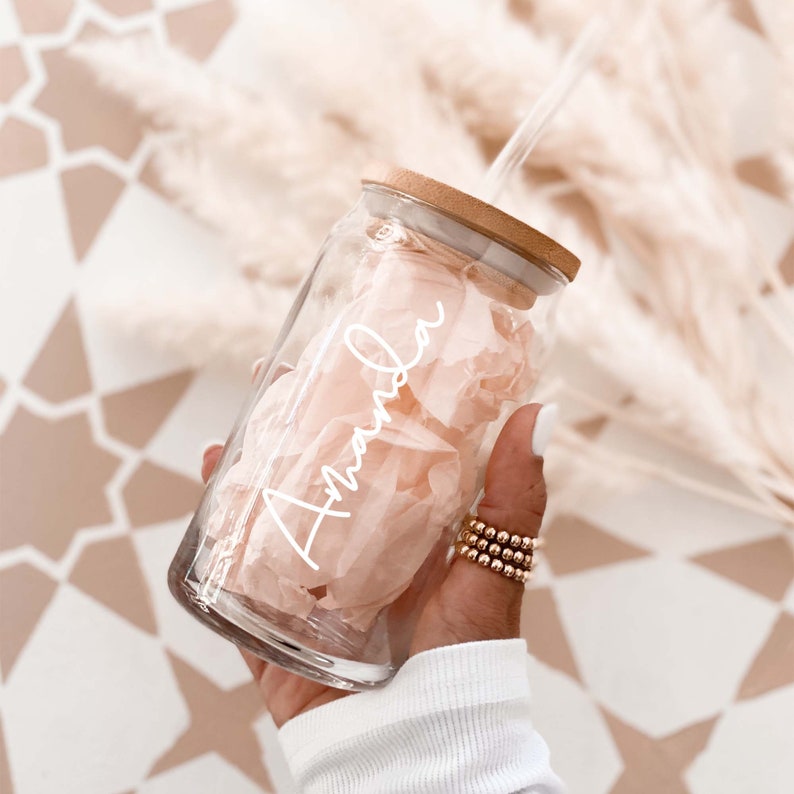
[454,513,543,585]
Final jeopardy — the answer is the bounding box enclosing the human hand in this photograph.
[202,372,554,728]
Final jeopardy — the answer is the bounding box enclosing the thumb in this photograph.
[477,402,555,536]
[410,403,557,654]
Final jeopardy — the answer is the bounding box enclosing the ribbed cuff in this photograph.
[279,638,531,773]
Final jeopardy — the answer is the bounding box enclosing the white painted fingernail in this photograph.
[531,403,558,457]
[251,357,265,378]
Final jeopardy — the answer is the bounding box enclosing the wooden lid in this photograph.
[361,163,580,281]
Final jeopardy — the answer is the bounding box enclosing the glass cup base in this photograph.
[168,564,396,692]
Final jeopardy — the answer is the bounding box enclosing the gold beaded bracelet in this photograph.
[454,513,544,585]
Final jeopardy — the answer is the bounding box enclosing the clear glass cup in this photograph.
[168,165,579,690]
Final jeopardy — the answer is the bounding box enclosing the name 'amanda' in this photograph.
[262,301,446,571]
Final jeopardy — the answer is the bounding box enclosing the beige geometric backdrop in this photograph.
[1,1,793,793]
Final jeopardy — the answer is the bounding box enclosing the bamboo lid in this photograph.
[361,163,580,282]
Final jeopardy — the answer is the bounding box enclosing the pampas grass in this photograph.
[74,0,794,527]
[99,280,294,366]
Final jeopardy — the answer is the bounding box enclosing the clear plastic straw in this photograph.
[478,17,611,205]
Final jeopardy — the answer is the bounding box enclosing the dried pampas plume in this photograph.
[74,0,794,528]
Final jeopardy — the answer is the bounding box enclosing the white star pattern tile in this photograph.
[588,475,785,558]
[526,657,622,794]
[687,685,794,794]
[145,361,251,479]
[2,585,188,794]
[0,171,75,382]
[77,184,230,394]
[553,558,778,736]
[132,518,253,690]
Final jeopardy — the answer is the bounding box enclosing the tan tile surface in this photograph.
[69,535,158,635]
[0,117,47,178]
[0,46,28,103]
[123,460,203,528]
[0,407,121,558]
[571,412,609,440]
[544,513,649,576]
[23,300,92,403]
[0,564,57,679]
[102,370,194,448]
[692,536,794,602]
[727,0,766,36]
[60,164,126,260]
[736,156,790,200]
[150,652,272,790]
[138,154,177,201]
[95,0,151,15]
[521,586,582,683]
[737,612,794,700]
[11,0,73,35]
[165,0,234,61]
[0,716,12,794]
[604,710,718,794]
[34,24,146,158]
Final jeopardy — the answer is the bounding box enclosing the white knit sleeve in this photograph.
[277,638,565,793]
